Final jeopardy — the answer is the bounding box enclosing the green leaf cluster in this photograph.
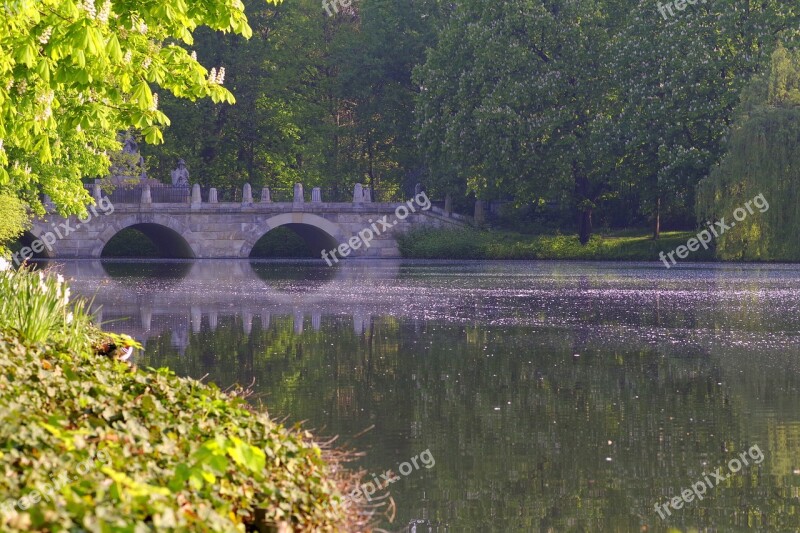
[0,0,278,217]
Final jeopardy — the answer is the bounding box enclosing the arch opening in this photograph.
[102,223,194,258]
[249,223,338,259]
[8,231,53,266]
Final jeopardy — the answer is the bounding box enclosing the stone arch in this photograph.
[9,229,56,262]
[94,214,195,258]
[241,213,343,258]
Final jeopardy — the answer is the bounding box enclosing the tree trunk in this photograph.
[578,207,592,245]
[574,162,592,245]
[653,196,661,240]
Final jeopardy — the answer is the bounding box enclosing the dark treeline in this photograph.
[142,0,800,246]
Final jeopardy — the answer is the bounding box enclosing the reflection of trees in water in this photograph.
[135,316,800,531]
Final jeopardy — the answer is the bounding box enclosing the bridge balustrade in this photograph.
[81,183,399,205]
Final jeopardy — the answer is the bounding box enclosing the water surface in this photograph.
[60,259,800,532]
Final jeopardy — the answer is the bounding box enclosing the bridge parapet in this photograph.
[81,182,472,223]
[86,182,386,206]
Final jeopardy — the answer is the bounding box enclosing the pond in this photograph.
[58,259,800,531]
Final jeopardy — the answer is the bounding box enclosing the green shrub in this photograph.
[0,194,29,249]
[0,265,353,532]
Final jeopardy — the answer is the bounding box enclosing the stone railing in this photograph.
[84,181,480,222]
[86,182,380,206]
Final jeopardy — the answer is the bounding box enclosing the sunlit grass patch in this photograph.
[398,229,717,261]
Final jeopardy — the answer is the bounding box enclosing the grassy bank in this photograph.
[398,229,717,262]
[0,261,359,532]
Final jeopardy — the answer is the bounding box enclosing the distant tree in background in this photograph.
[415,0,622,243]
[697,46,800,261]
[416,0,800,241]
[144,0,440,199]
[610,0,800,239]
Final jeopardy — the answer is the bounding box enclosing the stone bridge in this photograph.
[22,183,469,260]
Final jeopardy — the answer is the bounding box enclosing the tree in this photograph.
[696,45,800,260]
[144,0,441,200]
[0,0,276,218]
[415,0,625,243]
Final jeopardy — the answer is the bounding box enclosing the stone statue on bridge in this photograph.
[171,159,190,187]
[109,133,148,184]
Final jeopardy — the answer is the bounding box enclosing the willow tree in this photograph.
[696,46,800,260]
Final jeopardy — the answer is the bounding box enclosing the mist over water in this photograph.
[61,259,800,531]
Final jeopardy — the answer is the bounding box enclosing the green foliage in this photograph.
[398,229,715,261]
[0,193,29,247]
[0,266,351,531]
[0,0,278,216]
[0,265,94,353]
[143,0,439,195]
[697,46,800,261]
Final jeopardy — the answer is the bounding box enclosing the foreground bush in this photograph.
[0,263,353,532]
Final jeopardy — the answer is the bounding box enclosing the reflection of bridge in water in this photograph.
[59,260,403,352]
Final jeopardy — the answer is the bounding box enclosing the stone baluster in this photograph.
[191,184,202,208]
[353,183,363,204]
[363,188,372,203]
[242,183,253,206]
[445,194,453,216]
[209,311,218,332]
[293,183,304,204]
[141,184,152,205]
[209,188,218,203]
[293,311,304,334]
[311,187,322,203]
[261,187,271,203]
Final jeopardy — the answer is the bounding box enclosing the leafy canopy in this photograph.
[0,0,277,216]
